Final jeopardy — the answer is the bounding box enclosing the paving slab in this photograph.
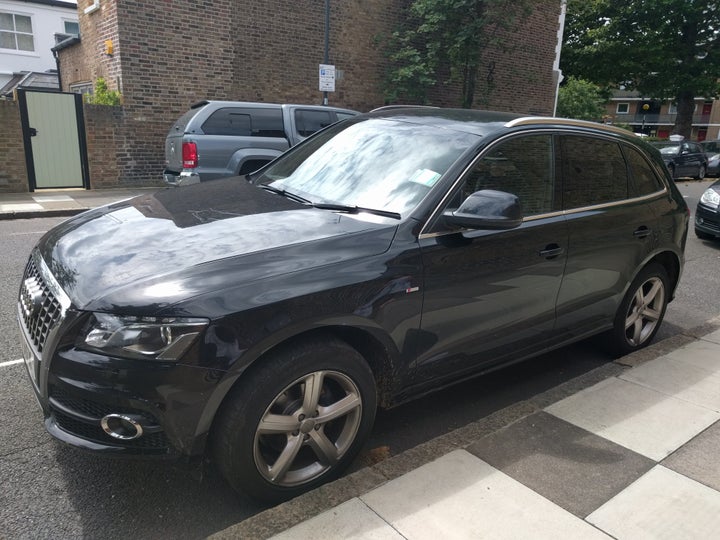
[700,328,720,345]
[270,498,403,540]
[587,465,720,539]
[467,411,654,518]
[360,450,610,540]
[663,419,720,492]
[545,377,720,460]
[620,349,720,412]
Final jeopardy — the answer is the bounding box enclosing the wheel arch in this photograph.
[647,249,682,299]
[198,324,399,454]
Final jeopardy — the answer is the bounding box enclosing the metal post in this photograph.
[323,0,329,106]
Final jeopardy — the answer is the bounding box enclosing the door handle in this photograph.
[633,226,651,239]
[29,127,38,137]
[539,244,563,259]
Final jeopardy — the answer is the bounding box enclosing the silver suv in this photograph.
[163,101,358,186]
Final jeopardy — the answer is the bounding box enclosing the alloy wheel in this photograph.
[253,370,363,487]
[624,276,665,347]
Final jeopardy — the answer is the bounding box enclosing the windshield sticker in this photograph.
[409,169,441,187]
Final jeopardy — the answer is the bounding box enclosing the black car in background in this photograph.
[652,140,708,179]
[695,178,720,240]
[18,109,688,502]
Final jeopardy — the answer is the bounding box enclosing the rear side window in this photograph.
[623,145,664,196]
[202,108,284,137]
[560,136,628,209]
[294,109,334,137]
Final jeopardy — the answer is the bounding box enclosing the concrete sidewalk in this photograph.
[0,188,158,219]
[213,322,720,539]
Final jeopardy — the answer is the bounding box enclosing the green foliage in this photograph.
[561,0,720,137]
[383,0,532,108]
[556,77,608,121]
[86,77,122,106]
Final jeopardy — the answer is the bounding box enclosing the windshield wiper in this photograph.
[259,184,311,204]
[312,202,402,220]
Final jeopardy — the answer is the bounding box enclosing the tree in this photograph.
[384,0,532,108]
[561,0,720,138]
[556,77,608,120]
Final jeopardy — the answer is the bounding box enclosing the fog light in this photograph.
[101,414,144,440]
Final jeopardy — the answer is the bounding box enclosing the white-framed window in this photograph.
[70,81,93,96]
[0,12,34,51]
[616,103,629,114]
[669,103,697,114]
[63,20,80,36]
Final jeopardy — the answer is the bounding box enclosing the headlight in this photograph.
[79,313,208,361]
[700,188,720,209]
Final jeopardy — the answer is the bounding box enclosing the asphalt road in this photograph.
[1,179,718,539]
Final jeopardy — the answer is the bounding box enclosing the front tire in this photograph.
[607,263,669,357]
[212,336,377,502]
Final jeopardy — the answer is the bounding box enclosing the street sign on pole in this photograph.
[319,64,336,92]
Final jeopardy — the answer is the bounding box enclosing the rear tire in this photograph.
[606,263,669,357]
[212,336,377,502]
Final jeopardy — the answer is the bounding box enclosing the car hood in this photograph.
[37,178,398,312]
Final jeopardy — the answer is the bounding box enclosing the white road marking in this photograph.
[0,359,24,368]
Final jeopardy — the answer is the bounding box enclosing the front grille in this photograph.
[19,258,64,353]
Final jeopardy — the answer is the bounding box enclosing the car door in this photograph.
[414,134,568,384]
[554,134,659,340]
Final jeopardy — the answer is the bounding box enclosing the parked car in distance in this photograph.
[163,101,358,186]
[651,140,708,179]
[699,140,720,177]
[20,109,688,502]
[695,178,720,240]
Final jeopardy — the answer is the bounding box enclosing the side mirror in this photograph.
[443,189,523,230]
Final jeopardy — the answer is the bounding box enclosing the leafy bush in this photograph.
[86,78,122,106]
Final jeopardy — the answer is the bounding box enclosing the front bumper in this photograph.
[18,252,225,458]
[695,202,720,238]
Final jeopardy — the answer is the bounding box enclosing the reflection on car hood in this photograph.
[37,178,398,311]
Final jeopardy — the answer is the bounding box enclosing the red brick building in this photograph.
[49,0,565,187]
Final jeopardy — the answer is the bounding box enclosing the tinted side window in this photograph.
[623,145,664,196]
[449,134,557,218]
[295,109,334,137]
[201,108,284,137]
[560,136,628,209]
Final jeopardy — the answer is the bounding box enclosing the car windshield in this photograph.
[254,118,479,216]
[701,141,719,153]
[657,145,680,155]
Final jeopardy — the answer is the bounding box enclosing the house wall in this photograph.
[0,99,27,191]
[54,0,562,188]
[0,0,78,87]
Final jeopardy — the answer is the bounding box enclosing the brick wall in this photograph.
[0,100,28,193]
[54,0,562,188]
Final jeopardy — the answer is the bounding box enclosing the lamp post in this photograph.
[323,0,329,106]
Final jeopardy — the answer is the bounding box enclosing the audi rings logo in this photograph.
[20,277,44,320]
